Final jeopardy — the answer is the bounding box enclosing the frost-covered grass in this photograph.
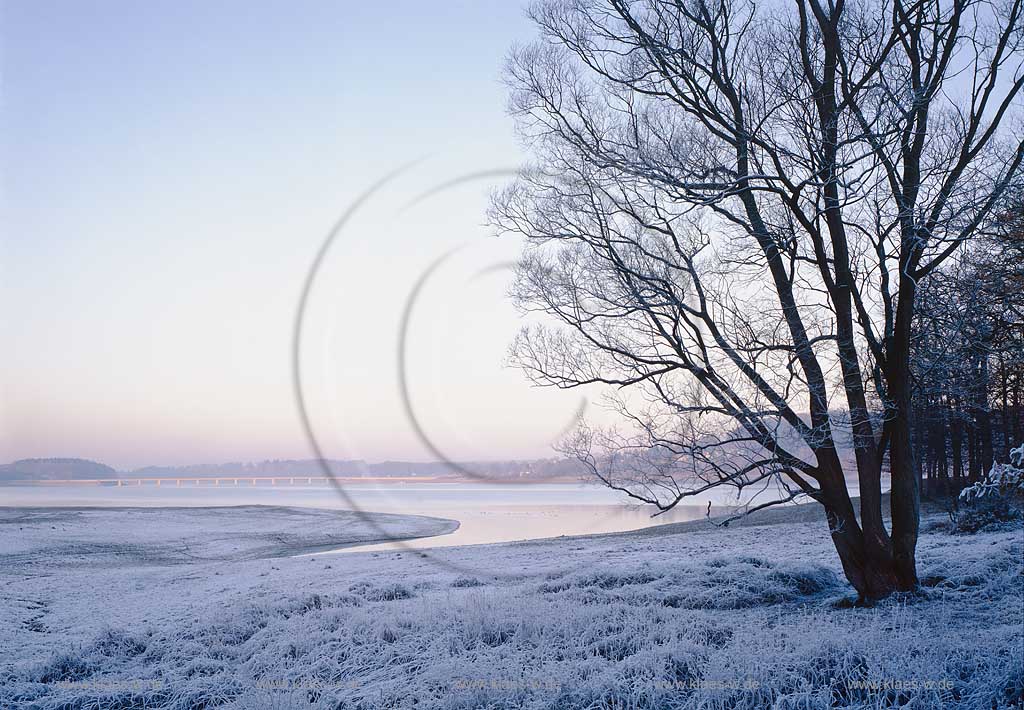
[1,506,1021,709]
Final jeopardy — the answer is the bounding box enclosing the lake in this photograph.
[0,481,744,551]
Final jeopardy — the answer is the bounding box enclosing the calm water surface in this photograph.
[1,482,746,550]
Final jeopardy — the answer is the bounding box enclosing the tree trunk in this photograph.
[937,412,949,495]
[816,461,910,600]
[1013,379,1022,447]
[1000,356,1012,460]
[821,494,903,600]
[968,422,980,482]
[920,408,931,497]
[951,414,964,490]
[889,407,921,588]
[978,351,994,474]
[886,272,921,591]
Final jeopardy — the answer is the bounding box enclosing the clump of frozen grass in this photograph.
[918,533,1023,607]
[90,629,148,659]
[349,580,415,602]
[35,651,96,684]
[539,557,839,610]
[31,629,150,686]
[272,592,364,618]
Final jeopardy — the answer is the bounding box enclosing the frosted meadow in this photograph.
[1,501,1021,709]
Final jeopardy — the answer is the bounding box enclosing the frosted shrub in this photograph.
[954,444,1024,533]
[960,444,1024,504]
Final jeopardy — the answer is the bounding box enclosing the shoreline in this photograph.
[0,494,907,561]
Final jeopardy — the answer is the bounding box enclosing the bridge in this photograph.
[6,476,438,487]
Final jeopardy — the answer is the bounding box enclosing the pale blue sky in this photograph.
[1,1,595,468]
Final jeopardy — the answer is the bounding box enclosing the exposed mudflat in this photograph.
[0,505,458,569]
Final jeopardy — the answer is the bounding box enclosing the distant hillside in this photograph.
[0,458,118,481]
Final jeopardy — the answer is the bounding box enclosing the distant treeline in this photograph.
[0,457,589,482]
[131,458,587,481]
[910,209,1024,497]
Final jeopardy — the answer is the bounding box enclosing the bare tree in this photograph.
[492,0,1023,599]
